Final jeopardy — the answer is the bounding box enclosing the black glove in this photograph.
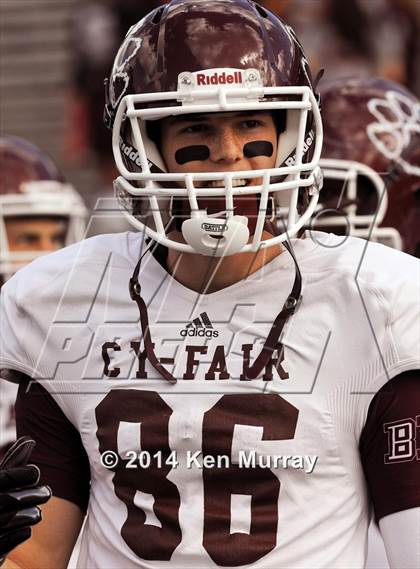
[0,437,51,565]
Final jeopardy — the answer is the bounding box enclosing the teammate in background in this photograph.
[315,77,420,256]
[0,135,87,455]
[0,2,419,568]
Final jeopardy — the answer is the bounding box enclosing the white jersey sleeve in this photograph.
[1,272,38,377]
[385,249,420,371]
[342,238,419,378]
[0,232,140,381]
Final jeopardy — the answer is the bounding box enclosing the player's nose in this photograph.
[210,126,243,165]
[39,236,57,251]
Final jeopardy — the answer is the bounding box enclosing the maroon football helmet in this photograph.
[104,0,323,257]
[316,77,420,256]
[0,135,87,279]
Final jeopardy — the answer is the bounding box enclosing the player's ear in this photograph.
[147,118,172,172]
[146,120,163,152]
[273,110,286,135]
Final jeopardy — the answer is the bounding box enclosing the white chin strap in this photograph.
[182,213,250,256]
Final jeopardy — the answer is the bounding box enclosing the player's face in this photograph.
[160,111,278,182]
[5,216,67,252]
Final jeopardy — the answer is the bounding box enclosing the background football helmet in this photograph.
[104,0,323,256]
[316,77,420,256]
[0,135,87,280]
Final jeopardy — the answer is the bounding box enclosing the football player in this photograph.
[315,77,420,256]
[0,135,87,284]
[0,134,88,451]
[0,2,419,568]
[1,134,88,452]
[0,136,87,561]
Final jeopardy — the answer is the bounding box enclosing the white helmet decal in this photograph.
[367,91,420,176]
[110,37,143,109]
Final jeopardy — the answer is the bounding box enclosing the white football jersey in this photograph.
[1,231,419,568]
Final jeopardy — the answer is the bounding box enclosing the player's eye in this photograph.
[181,123,209,135]
[16,233,39,246]
[52,231,66,246]
[241,119,263,130]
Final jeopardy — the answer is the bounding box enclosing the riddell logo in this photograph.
[285,130,315,166]
[180,312,219,338]
[120,138,142,169]
[196,71,243,86]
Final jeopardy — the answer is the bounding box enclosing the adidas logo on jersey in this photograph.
[180,312,219,338]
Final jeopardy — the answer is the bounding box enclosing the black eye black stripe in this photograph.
[243,141,274,158]
[175,146,210,164]
[174,141,274,164]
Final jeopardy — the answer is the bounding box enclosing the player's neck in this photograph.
[166,230,284,294]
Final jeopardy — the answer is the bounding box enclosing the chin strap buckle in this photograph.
[285,294,302,314]
[129,278,141,300]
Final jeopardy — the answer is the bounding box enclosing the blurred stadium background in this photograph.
[1,0,418,209]
[1,0,97,207]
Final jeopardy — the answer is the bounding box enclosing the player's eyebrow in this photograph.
[168,111,265,124]
[17,231,39,241]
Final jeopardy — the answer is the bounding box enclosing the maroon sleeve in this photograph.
[15,378,91,513]
[359,370,420,523]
